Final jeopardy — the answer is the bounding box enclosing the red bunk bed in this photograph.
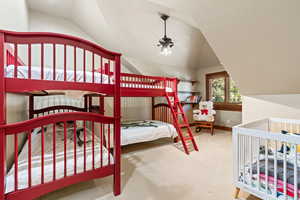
[0,30,121,200]
[0,30,198,200]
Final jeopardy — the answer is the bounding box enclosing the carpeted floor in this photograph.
[38,129,258,200]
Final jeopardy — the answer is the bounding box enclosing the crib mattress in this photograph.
[242,158,300,199]
[120,120,177,146]
[5,125,113,194]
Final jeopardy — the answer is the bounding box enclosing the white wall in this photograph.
[243,95,300,123]
[0,0,29,167]
[196,65,242,127]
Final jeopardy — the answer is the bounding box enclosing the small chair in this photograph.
[193,101,216,135]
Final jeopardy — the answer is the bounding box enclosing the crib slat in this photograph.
[294,143,298,200]
[92,121,95,169]
[274,141,278,197]
[28,131,31,187]
[64,121,67,177]
[28,44,31,79]
[257,137,260,191]
[73,121,77,174]
[250,136,253,186]
[243,135,246,185]
[284,142,287,199]
[53,123,56,181]
[14,134,18,191]
[41,125,45,184]
[265,139,268,195]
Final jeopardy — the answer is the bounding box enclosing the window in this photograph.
[206,71,242,111]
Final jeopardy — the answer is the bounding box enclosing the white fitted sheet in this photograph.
[5,65,173,92]
[5,65,111,84]
[120,120,177,146]
[5,124,113,194]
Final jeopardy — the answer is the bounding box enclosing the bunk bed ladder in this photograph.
[165,94,199,154]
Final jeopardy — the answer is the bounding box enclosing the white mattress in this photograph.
[5,65,111,84]
[5,124,113,194]
[5,65,173,92]
[120,120,177,146]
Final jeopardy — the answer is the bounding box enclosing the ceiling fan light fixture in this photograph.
[157,14,174,56]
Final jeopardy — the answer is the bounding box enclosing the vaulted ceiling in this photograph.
[27,0,300,95]
[27,0,220,79]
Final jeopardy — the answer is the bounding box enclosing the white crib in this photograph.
[233,118,300,200]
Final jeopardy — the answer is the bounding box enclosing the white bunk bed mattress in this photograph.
[5,124,113,194]
[5,65,111,84]
[120,120,177,146]
[5,65,173,92]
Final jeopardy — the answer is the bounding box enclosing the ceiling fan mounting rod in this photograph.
[160,14,169,38]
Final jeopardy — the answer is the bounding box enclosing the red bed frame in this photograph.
[0,30,198,200]
[0,30,121,200]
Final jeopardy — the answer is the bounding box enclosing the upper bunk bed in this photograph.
[2,31,177,98]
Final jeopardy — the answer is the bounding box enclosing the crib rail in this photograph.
[0,112,115,200]
[0,30,121,95]
[233,118,300,200]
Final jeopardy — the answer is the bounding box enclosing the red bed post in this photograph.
[0,32,6,200]
[99,96,105,115]
[29,95,34,119]
[151,97,155,120]
[113,55,121,196]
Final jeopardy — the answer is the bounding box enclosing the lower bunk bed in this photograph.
[30,94,178,148]
[6,121,113,194]
[120,120,177,146]
[233,118,300,200]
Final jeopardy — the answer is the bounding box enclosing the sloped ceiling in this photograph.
[148,0,300,95]
[28,0,300,95]
[27,0,220,79]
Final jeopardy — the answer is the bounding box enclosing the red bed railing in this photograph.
[1,30,121,95]
[1,112,114,200]
[0,30,121,200]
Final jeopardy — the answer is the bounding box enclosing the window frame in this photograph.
[206,71,242,112]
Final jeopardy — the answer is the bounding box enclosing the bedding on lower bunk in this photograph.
[119,120,177,146]
[5,122,113,194]
[240,145,300,199]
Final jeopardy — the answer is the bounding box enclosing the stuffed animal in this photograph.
[193,101,216,122]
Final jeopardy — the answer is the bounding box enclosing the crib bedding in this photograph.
[5,123,113,194]
[119,120,177,146]
[5,65,173,92]
[241,152,300,199]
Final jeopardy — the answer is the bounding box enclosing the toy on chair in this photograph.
[193,101,216,135]
[193,101,216,122]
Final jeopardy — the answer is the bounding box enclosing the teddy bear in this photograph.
[193,101,216,122]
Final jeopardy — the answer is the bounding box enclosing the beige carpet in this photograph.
[38,129,259,200]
